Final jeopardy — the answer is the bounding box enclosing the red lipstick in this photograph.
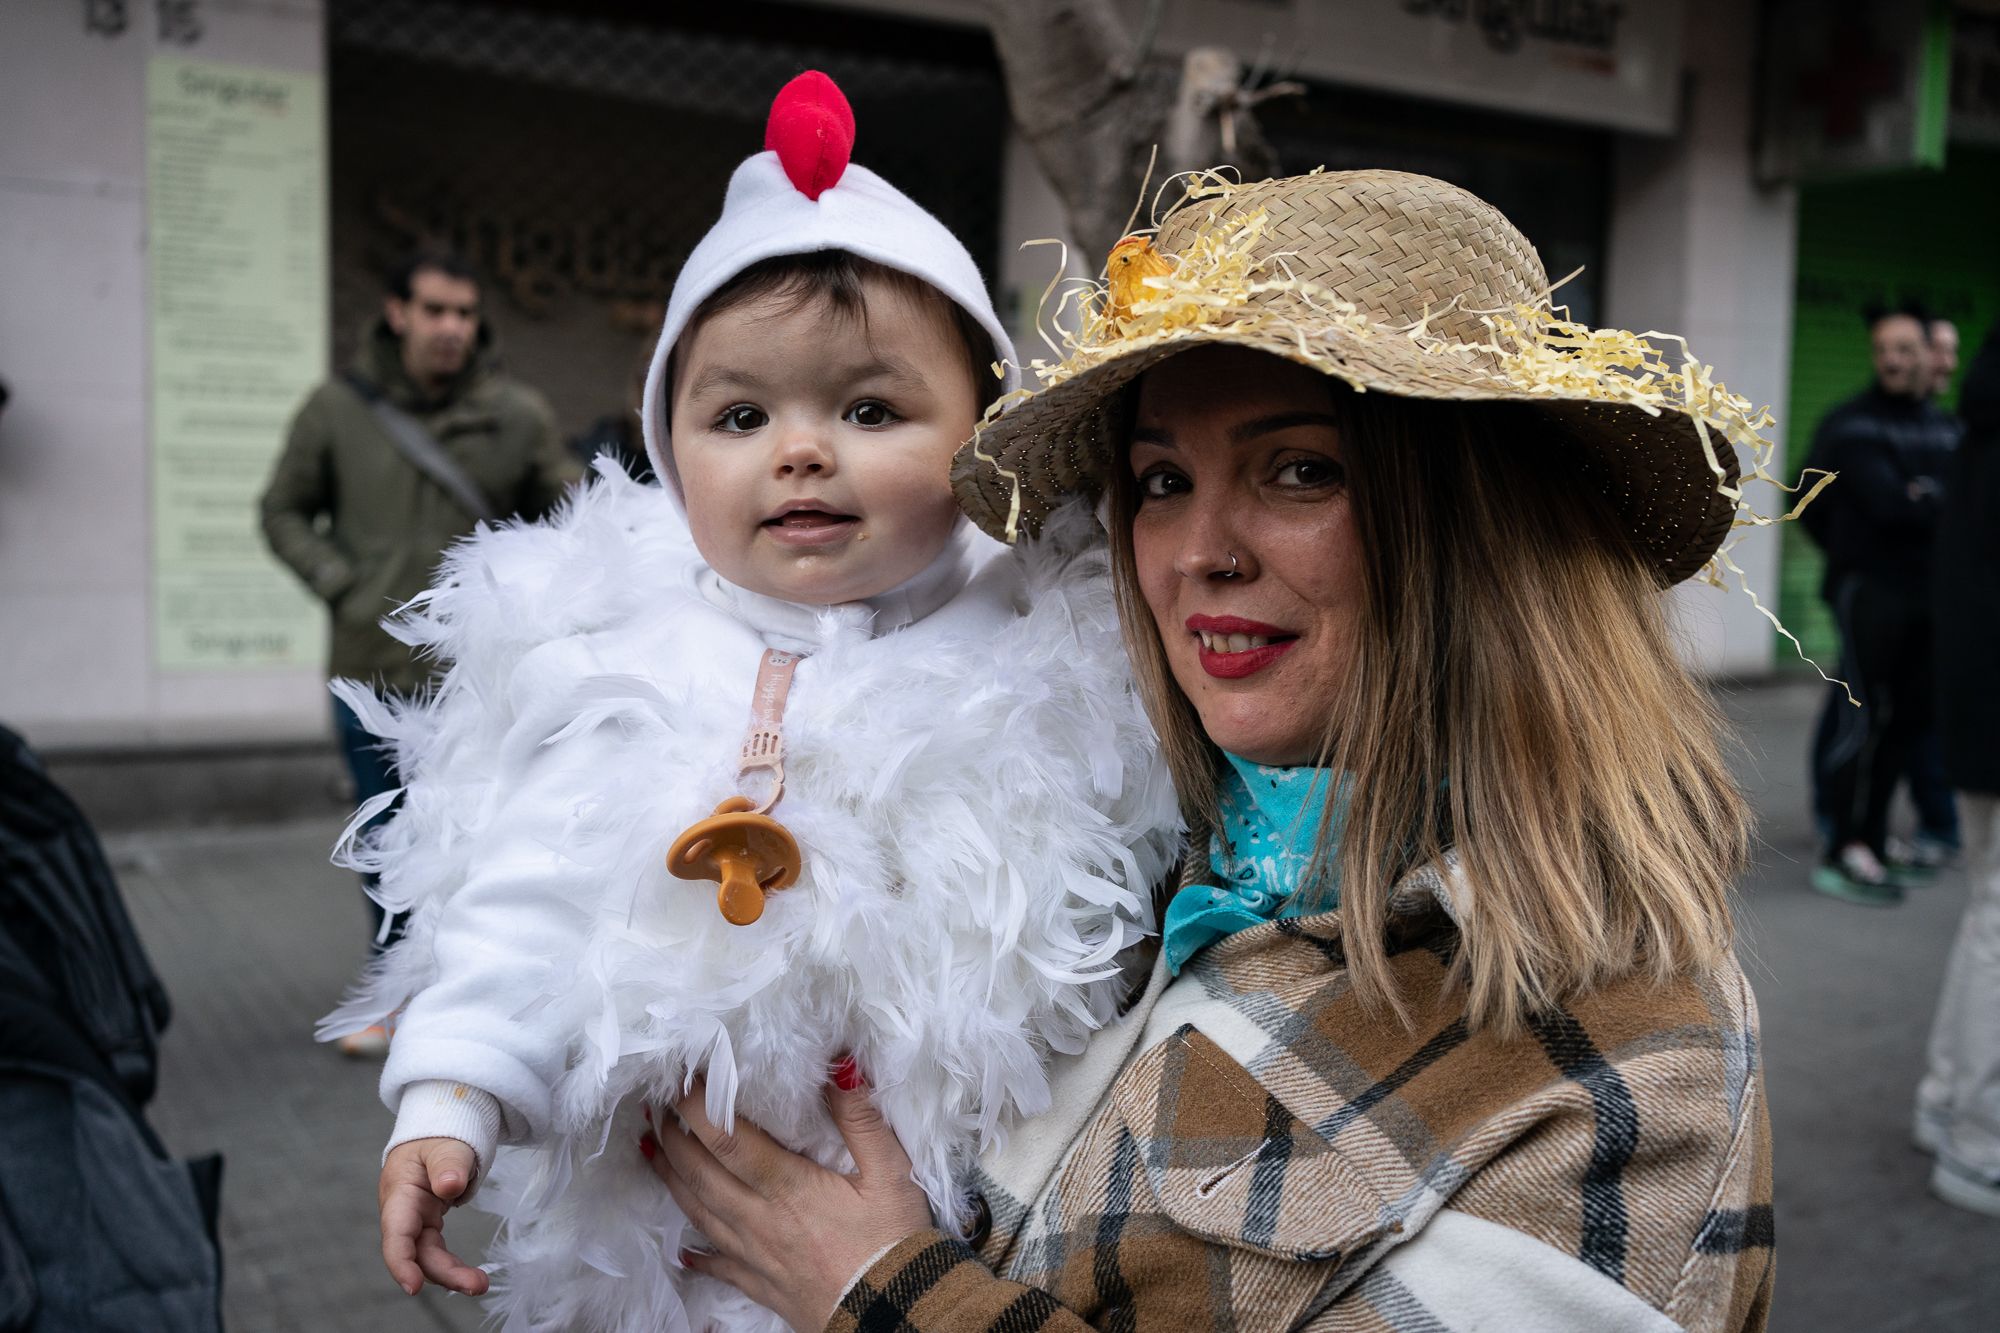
[1186,616,1290,636]
[1185,615,1298,680]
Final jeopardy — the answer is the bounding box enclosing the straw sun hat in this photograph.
[952,169,1790,587]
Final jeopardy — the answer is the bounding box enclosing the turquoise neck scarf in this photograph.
[1162,753,1346,974]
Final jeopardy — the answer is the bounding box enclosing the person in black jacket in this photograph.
[1913,321,2000,1216]
[1802,302,1960,903]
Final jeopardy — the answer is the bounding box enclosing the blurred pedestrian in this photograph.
[1930,317,1961,396]
[1913,322,2000,1217]
[566,342,654,482]
[1800,302,1959,904]
[259,249,580,1055]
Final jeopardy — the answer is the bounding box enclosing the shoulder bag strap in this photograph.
[341,372,498,522]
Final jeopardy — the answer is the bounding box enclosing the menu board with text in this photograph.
[147,55,327,671]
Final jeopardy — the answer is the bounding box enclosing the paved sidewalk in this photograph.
[112,820,495,1333]
[1716,681,2000,1332]
[105,679,1999,1331]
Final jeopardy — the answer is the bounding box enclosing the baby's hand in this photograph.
[379,1137,489,1297]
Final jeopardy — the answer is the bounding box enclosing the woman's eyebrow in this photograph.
[1230,410,1341,443]
[1130,424,1175,448]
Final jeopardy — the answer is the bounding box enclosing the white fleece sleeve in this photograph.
[377,721,622,1149]
[384,1080,505,1189]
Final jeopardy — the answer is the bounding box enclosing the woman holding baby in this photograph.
[642,170,1776,1331]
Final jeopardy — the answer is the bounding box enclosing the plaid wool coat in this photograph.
[833,863,1773,1332]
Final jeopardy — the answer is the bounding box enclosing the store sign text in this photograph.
[1400,0,1625,54]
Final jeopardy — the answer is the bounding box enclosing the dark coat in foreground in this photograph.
[1936,326,2000,795]
[0,726,221,1330]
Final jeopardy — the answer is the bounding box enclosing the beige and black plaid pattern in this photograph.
[832,879,1772,1332]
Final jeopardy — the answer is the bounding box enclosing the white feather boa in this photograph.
[322,472,1180,1332]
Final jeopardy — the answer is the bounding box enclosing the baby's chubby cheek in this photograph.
[798,498,960,603]
[671,465,753,567]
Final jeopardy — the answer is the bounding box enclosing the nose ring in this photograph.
[1223,551,1240,579]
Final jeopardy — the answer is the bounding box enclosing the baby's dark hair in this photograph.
[672,251,1001,412]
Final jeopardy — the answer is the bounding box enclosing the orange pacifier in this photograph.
[666,795,802,926]
[666,650,805,926]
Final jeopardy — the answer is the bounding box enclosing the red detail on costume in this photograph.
[764,70,855,200]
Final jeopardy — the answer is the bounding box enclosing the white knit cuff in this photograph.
[385,1080,505,1200]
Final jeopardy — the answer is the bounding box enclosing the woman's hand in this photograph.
[640,1059,934,1332]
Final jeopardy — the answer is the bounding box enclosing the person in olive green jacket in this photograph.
[262,251,579,692]
[260,251,580,1049]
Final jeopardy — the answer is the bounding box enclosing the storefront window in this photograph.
[327,0,1007,437]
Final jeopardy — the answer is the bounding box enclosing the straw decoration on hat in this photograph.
[954,169,1830,623]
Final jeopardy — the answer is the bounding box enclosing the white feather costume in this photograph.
[323,469,1180,1332]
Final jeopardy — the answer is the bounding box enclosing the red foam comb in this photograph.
[764,71,855,201]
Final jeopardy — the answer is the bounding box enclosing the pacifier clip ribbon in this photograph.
[665,650,805,926]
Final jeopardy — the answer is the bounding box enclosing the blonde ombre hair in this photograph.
[1107,379,1750,1036]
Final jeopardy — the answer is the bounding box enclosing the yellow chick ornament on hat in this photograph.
[1107,234,1174,324]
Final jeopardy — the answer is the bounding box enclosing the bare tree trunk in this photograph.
[981,0,1289,265]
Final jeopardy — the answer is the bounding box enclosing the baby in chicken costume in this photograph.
[324,73,1179,1333]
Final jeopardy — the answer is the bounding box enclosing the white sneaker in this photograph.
[1913,1104,1950,1156]
[1907,836,1957,871]
[337,1023,391,1059]
[1930,1152,2000,1219]
[1837,842,1890,887]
